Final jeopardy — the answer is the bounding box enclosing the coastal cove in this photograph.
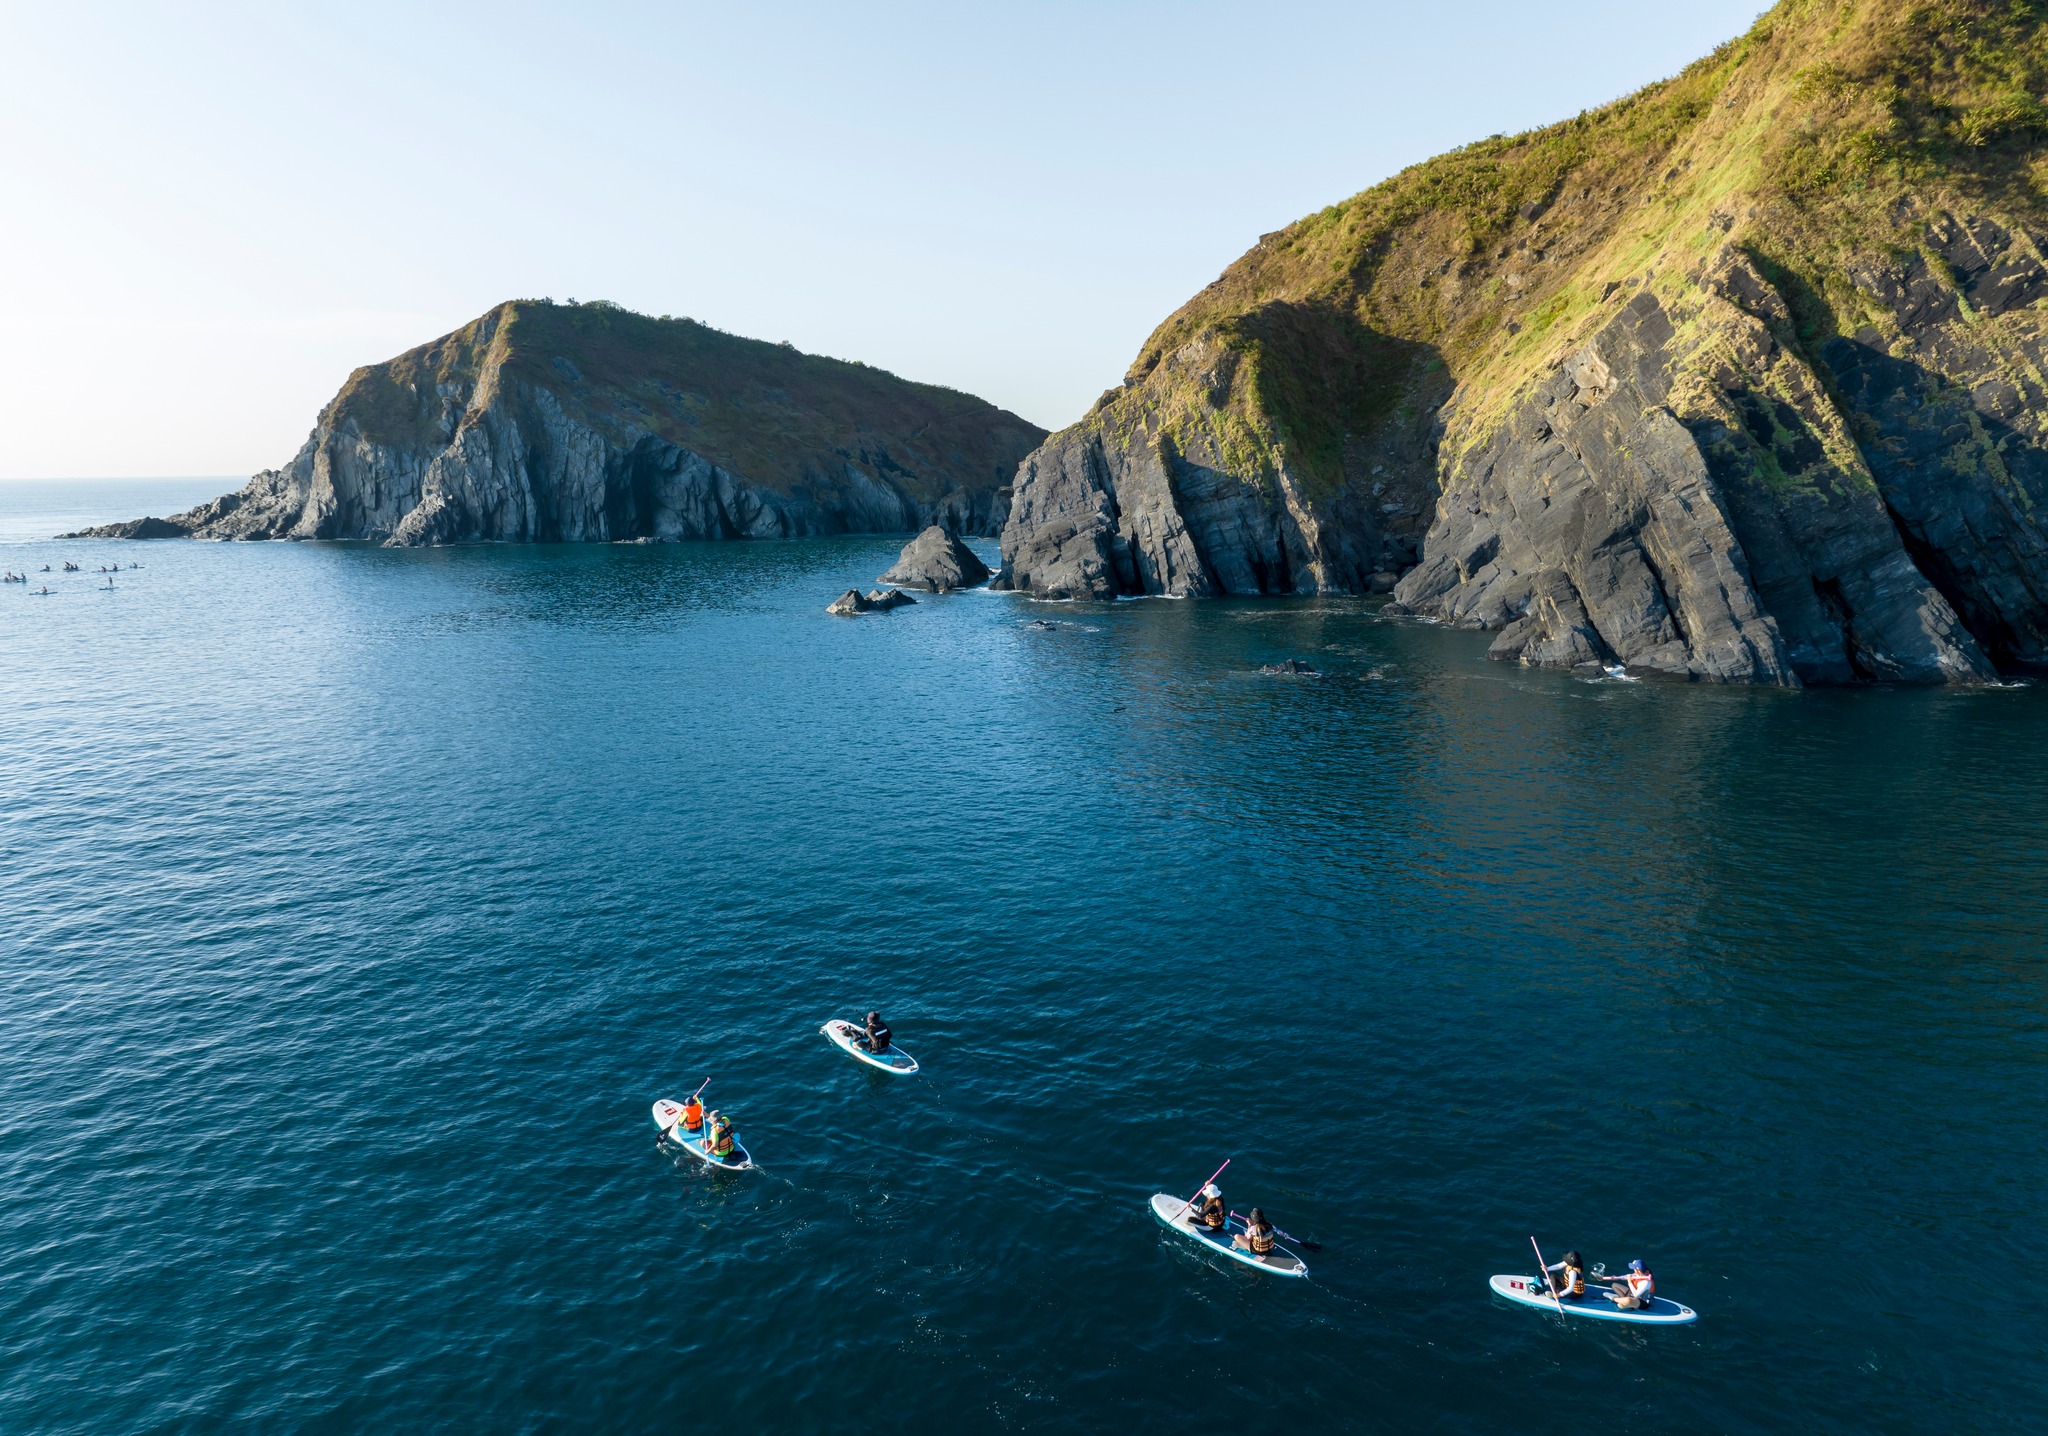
[3,483,2046,1430]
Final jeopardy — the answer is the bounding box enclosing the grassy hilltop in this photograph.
[1108,0,2048,496]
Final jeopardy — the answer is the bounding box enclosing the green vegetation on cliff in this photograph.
[331,299,1040,501]
[1103,0,2048,501]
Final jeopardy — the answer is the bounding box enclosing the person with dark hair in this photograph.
[860,1011,892,1054]
[1234,1207,1278,1257]
[1542,1250,1587,1300]
[1607,1259,1655,1309]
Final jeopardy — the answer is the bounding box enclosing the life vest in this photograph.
[1628,1269,1654,1297]
[1197,1199,1225,1230]
[681,1101,704,1132]
[1247,1225,1276,1255]
[1565,1265,1585,1296]
[709,1122,734,1156]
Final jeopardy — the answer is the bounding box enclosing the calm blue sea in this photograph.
[2,479,2045,1432]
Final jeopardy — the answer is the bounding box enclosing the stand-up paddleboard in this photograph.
[821,1020,918,1075]
[1149,1193,1309,1277]
[1489,1274,1696,1324]
[651,1099,753,1171]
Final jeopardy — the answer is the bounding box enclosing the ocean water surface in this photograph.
[2,480,2044,1432]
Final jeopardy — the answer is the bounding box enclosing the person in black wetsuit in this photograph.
[861,1011,892,1054]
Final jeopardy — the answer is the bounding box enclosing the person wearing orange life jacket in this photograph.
[1607,1259,1655,1309]
[1233,1207,1278,1256]
[1190,1184,1226,1233]
[680,1094,705,1135]
[705,1110,736,1158]
[1542,1250,1587,1300]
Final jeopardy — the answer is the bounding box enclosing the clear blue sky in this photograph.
[0,1,1765,479]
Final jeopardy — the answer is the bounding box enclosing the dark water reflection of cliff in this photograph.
[1,524,2043,1431]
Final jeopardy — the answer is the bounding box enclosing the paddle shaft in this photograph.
[1530,1236,1567,1314]
[688,1078,711,1103]
[1173,1159,1231,1222]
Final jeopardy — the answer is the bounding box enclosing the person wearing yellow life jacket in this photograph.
[705,1110,736,1159]
[680,1095,704,1135]
[1607,1259,1655,1309]
[1191,1184,1227,1233]
[1234,1208,1278,1256]
[1542,1250,1587,1300]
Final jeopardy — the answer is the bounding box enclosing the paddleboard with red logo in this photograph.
[1489,1273,1696,1323]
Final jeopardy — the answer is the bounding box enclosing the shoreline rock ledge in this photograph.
[878,525,992,592]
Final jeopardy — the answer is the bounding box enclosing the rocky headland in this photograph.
[993,0,2048,684]
[75,301,1043,547]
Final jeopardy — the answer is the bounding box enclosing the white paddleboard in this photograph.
[821,1020,918,1074]
[1149,1193,1309,1278]
[1489,1273,1697,1324]
[651,1099,753,1171]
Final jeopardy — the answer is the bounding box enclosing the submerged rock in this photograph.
[1260,658,1320,676]
[879,524,992,592]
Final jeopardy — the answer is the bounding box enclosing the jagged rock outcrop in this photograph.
[878,525,991,592]
[996,0,2048,684]
[826,587,917,615]
[72,301,1042,547]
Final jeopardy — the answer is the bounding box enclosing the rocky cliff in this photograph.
[78,301,1044,546]
[996,0,2048,683]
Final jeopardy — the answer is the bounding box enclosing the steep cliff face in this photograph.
[81,302,1043,545]
[998,0,2048,683]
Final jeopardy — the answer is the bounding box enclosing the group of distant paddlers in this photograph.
[6,559,137,595]
[652,1014,1695,1324]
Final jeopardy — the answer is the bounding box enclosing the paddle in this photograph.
[1529,1236,1567,1315]
[1229,1211,1323,1253]
[1172,1159,1231,1222]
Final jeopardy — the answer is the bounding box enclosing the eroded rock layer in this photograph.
[997,0,2048,684]
[76,302,1043,547]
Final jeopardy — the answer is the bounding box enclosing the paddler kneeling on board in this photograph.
[706,1110,737,1158]
[1231,1207,1278,1257]
[1191,1183,1226,1233]
[1541,1250,1587,1300]
[1606,1259,1654,1309]
[860,1011,892,1054]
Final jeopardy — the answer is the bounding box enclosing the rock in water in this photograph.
[990,4,2048,684]
[878,525,992,592]
[1260,659,1320,676]
[67,301,1043,547]
[827,587,917,616]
